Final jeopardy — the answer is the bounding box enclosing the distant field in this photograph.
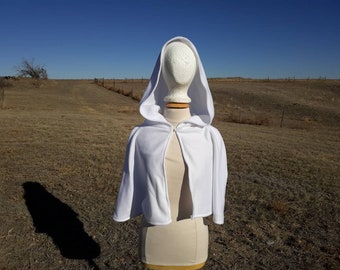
[100,78,340,128]
[0,78,339,269]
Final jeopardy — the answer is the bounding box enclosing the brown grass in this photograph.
[0,78,339,269]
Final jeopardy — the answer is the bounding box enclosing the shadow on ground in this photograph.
[22,181,101,269]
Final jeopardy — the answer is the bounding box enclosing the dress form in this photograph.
[140,41,209,270]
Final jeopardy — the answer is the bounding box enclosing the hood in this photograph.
[139,36,215,126]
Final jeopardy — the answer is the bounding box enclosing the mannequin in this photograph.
[113,36,227,270]
[140,41,208,269]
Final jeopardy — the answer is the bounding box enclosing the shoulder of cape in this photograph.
[206,125,226,145]
[127,123,170,140]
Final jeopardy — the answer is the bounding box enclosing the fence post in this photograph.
[0,88,4,109]
[280,105,285,128]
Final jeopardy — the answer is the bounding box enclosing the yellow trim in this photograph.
[144,262,205,270]
[166,102,190,109]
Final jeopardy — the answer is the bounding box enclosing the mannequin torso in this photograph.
[140,107,208,269]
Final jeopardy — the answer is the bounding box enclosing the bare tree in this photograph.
[16,59,48,79]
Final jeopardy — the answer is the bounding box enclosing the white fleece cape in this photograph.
[113,36,228,225]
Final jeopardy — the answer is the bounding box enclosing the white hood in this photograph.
[140,36,214,126]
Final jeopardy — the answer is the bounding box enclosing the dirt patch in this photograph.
[0,79,339,269]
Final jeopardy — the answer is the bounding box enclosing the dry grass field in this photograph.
[0,78,339,269]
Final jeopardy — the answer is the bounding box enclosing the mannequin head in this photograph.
[163,41,197,103]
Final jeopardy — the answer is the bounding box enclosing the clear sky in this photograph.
[1,0,339,79]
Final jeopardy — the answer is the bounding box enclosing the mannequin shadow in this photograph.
[22,181,100,269]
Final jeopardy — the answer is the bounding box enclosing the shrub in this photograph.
[16,59,48,79]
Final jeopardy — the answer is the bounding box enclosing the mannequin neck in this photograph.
[163,106,191,126]
[168,84,190,95]
[163,84,192,103]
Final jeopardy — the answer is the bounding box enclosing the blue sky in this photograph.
[1,0,339,79]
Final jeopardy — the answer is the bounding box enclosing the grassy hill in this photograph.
[0,78,339,269]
